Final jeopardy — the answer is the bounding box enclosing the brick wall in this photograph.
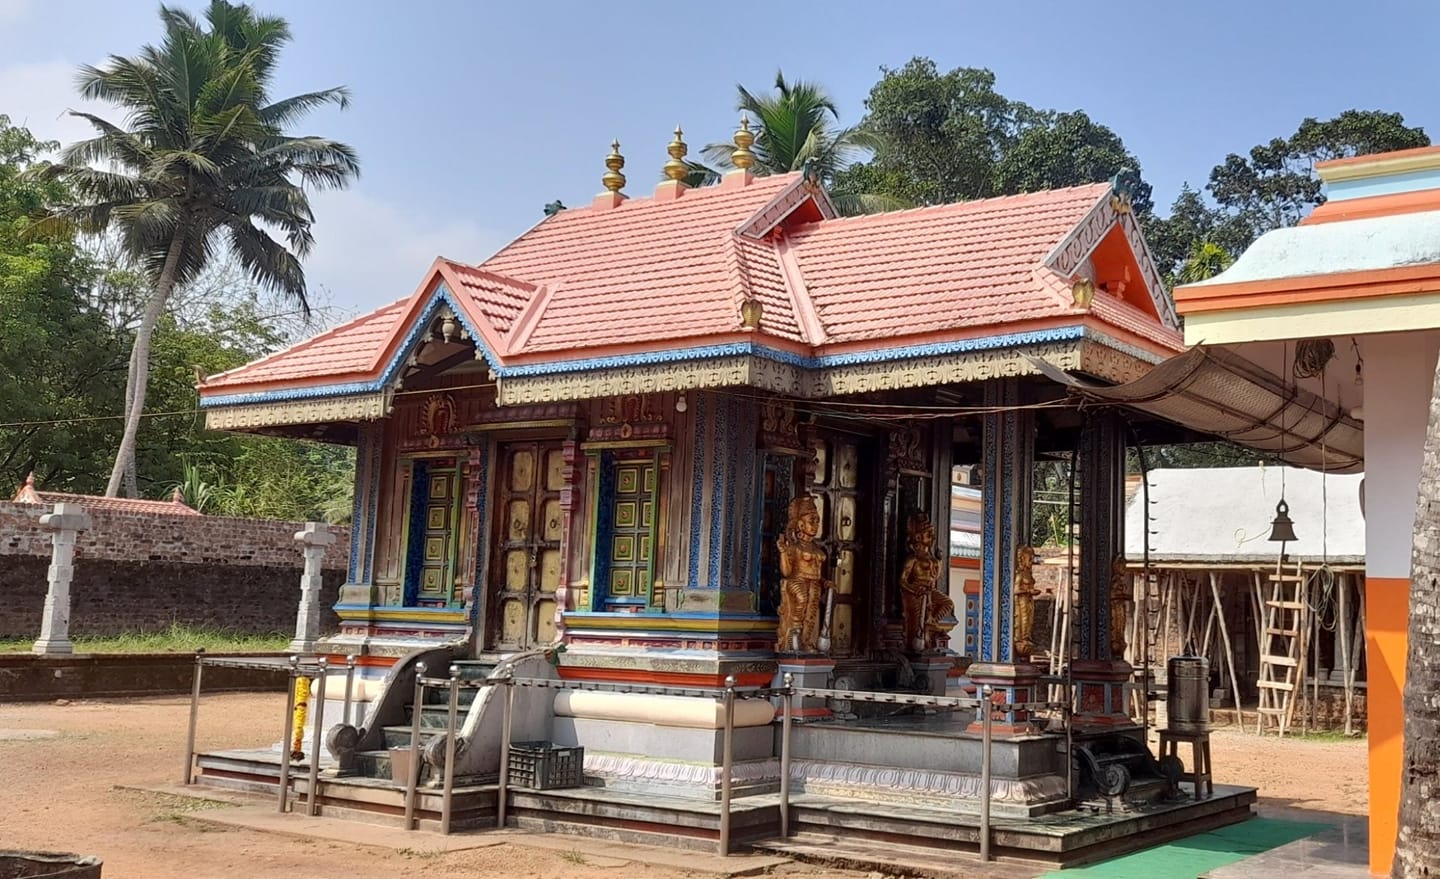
[0,502,350,639]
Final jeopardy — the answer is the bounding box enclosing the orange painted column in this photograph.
[1367,576,1409,876]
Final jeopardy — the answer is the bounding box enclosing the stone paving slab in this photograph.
[136,785,791,876]
[1203,818,1368,879]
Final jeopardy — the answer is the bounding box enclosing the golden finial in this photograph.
[602,139,626,193]
[731,115,756,171]
[663,125,689,182]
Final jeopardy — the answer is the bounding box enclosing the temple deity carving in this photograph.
[899,512,957,652]
[1013,544,1037,659]
[1110,555,1130,660]
[776,495,833,654]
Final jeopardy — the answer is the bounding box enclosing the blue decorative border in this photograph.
[980,408,998,663]
[470,442,491,634]
[362,422,382,585]
[347,426,368,583]
[201,316,1092,409]
[687,392,706,590]
[708,397,728,587]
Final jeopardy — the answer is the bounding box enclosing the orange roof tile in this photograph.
[199,176,1179,402]
[480,174,800,353]
[203,297,411,390]
[13,473,201,516]
[786,185,1110,345]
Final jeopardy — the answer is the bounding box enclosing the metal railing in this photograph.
[185,649,1073,860]
[180,649,361,817]
[431,672,1070,861]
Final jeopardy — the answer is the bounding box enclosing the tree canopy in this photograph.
[39,0,359,496]
[830,58,1151,212]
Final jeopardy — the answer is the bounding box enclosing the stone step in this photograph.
[755,831,1044,878]
[382,725,441,750]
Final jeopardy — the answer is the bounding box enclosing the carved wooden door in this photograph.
[490,441,565,649]
[808,435,864,656]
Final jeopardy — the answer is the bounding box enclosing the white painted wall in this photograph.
[1362,330,1440,578]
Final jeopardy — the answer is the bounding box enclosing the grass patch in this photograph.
[560,851,587,865]
[0,623,290,655]
[1295,729,1364,742]
[397,847,446,860]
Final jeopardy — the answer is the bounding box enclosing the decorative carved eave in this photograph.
[203,391,392,432]
[492,331,1162,406]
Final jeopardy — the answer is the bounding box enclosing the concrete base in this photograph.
[31,638,74,656]
[774,657,835,721]
[1072,659,1136,729]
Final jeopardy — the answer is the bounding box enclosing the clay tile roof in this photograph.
[202,297,412,391]
[784,184,1110,344]
[12,473,201,516]
[479,174,800,352]
[443,261,535,335]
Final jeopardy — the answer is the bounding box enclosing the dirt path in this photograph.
[0,694,1367,878]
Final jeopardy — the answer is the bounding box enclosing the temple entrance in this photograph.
[488,440,565,649]
[401,456,463,606]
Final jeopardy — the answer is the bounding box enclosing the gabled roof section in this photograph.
[784,183,1117,345]
[199,173,1185,410]
[478,173,809,355]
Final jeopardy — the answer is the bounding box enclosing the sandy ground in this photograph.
[0,694,1366,879]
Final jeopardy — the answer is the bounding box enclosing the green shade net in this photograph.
[1038,818,1328,879]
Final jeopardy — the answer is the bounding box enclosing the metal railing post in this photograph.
[779,672,793,838]
[277,656,299,813]
[305,658,328,816]
[720,674,736,857]
[342,654,358,728]
[440,665,461,835]
[403,661,426,831]
[497,673,514,829]
[182,647,205,784]
[980,684,994,863]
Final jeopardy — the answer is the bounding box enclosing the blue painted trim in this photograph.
[708,397,727,588]
[333,604,471,617]
[199,283,500,408]
[980,409,998,664]
[201,325,1090,408]
[362,422,382,585]
[347,427,368,583]
[688,393,706,590]
[1327,169,1440,202]
[470,443,491,636]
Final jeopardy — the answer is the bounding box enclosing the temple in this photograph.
[189,126,1329,861]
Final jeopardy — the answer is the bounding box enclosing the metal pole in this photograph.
[403,661,426,831]
[779,672,793,839]
[342,654,358,728]
[182,647,205,785]
[277,656,299,813]
[1065,703,1075,803]
[305,658,328,816]
[440,665,461,835]
[980,684,993,863]
[720,674,736,857]
[497,674,514,829]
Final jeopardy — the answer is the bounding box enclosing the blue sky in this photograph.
[2,0,1438,318]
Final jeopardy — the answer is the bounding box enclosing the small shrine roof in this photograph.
[12,473,201,516]
[199,169,1182,410]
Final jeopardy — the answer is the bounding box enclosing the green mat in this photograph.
[1038,818,1329,878]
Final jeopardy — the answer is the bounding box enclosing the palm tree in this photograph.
[40,0,358,497]
[700,71,903,215]
[1175,240,1234,285]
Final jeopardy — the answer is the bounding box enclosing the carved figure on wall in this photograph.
[899,512,956,653]
[1013,544,1038,659]
[1110,555,1130,660]
[776,495,833,654]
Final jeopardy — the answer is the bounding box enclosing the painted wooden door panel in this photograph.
[490,441,564,650]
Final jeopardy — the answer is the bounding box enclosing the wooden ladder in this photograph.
[1255,562,1309,736]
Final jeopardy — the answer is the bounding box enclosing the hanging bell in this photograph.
[1268,499,1298,543]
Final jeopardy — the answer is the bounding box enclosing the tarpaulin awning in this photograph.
[1031,346,1363,473]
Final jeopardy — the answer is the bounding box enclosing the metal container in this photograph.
[1166,655,1210,733]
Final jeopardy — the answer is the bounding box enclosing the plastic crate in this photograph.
[508,741,584,790]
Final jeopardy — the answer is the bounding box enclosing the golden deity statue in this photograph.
[1110,555,1130,660]
[1013,544,1037,659]
[899,512,957,652]
[776,495,833,654]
